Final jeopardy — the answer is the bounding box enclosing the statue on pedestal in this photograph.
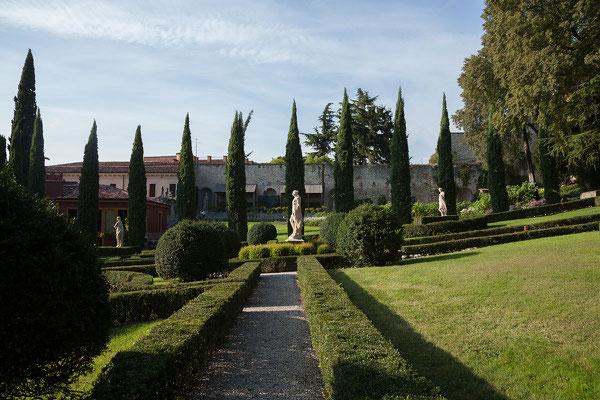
[438,188,447,216]
[286,190,304,242]
[114,216,124,247]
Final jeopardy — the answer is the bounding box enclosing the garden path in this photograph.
[187,271,324,400]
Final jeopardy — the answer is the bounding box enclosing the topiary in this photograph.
[317,243,333,254]
[205,221,241,259]
[248,244,271,259]
[0,169,111,398]
[336,203,402,267]
[247,222,277,245]
[155,220,225,281]
[319,212,346,247]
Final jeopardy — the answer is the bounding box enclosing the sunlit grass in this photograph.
[488,206,600,227]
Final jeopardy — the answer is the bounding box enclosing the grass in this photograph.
[488,206,600,227]
[330,232,600,400]
[247,221,320,242]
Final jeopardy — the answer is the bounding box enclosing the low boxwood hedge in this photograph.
[102,257,155,267]
[297,256,442,400]
[259,256,298,273]
[102,264,157,277]
[103,270,154,293]
[484,198,596,223]
[413,215,458,224]
[403,216,487,238]
[97,246,142,257]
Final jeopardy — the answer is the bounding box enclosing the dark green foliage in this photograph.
[390,87,412,224]
[77,121,99,242]
[28,109,45,197]
[103,264,156,276]
[0,135,6,169]
[538,124,561,204]
[247,222,277,245]
[97,246,142,257]
[9,49,37,186]
[413,215,459,224]
[486,107,509,212]
[155,220,226,281]
[258,256,298,273]
[303,102,336,156]
[103,270,154,293]
[436,93,457,215]
[319,212,346,247]
[128,125,147,248]
[177,114,197,220]
[102,257,155,267]
[484,197,595,223]
[403,217,488,238]
[226,112,248,240]
[334,89,354,212]
[297,257,442,400]
[206,221,242,259]
[0,169,111,399]
[285,101,305,235]
[336,204,402,266]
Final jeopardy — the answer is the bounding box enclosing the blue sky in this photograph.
[0,0,485,165]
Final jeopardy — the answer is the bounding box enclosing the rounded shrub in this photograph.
[238,246,251,260]
[271,243,293,257]
[320,212,346,247]
[206,221,241,259]
[248,245,271,259]
[247,222,277,245]
[317,243,333,254]
[336,203,402,266]
[155,220,225,281]
[0,169,111,398]
[294,242,316,255]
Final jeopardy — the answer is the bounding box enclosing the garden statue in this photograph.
[114,216,124,247]
[438,188,447,216]
[286,189,304,242]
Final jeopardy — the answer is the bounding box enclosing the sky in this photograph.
[0,0,485,165]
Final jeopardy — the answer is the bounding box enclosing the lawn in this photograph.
[488,206,600,227]
[330,232,600,400]
[247,221,320,242]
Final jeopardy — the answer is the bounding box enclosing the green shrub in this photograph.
[271,243,293,257]
[238,246,251,260]
[97,246,142,257]
[102,264,157,277]
[484,198,595,223]
[259,256,298,272]
[294,242,316,255]
[411,200,439,217]
[403,217,488,238]
[205,221,242,259]
[248,244,271,259]
[413,215,458,224]
[155,220,225,281]
[317,243,333,254]
[247,222,278,245]
[319,212,346,247]
[103,270,154,293]
[102,257,155,267]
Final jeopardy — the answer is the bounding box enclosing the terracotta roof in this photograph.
[46,161,179,174]
[56,183,169,206]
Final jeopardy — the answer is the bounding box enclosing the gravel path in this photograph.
[188,272,324,400]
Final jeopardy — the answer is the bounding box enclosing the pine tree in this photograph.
[538,123,560,204]
[128,125,147,248]
[78,121,99,242]
[436,93,457,215]
[302,102,336,156]
[334,89,354,212]
[9,49,37,186]
[176,114,197,220]
[390,87,412,224]
[486,107,509,212]
[1,135,7,169]
[285,101,305,235]
[226,112,248,240]
[28,109,45,197]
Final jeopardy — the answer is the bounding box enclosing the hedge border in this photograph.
[102,257,155,267]
[403,217,487,238]
[413,215,458,224]
[297,256,443,400]
[484,198,596,223]
[103,264,157,277]
[97,246,142,257]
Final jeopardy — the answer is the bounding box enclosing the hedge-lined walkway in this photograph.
[188,272,324,399]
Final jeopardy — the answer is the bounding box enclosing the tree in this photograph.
[334,89,354,212]
[302,102,336,156]
[127,125,147,248]
[390,87,412,224]
[538,123,561,204]
[78,121,99,243]
[226,112,248,241]
[285,101,305,235]
[0,135,6,169]
[9,49,37,186]
[28,109,45,197]
[176,114,197,220]
[349,89,393,164]
[437,94,457,215]
[486,107,509,212]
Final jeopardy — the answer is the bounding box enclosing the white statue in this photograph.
[286,190,304,242]
[114,216,124,247]
[438,187,447,216]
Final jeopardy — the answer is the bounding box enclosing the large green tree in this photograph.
[334,89,354,212]
[28,110,45,197]
[302,102,336,157]
[226,112,248,240]
[285,101,305,235]
[538,123,561,204]
[176,114,197,220]
[437,94,457,215]
[128,125,147,247]
[349,89,393,164]
[78,121,99,242]
[486,107,509,212]
[0,135,6,169]
[9,49,37,186]
[390,87,412,224]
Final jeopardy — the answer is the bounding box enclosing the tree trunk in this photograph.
[522,124,537,184]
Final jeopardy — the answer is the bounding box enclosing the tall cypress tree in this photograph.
[128,125,147,248]
[28,109,45,197]
[1,135,7,169]
[436,93,457,215]
[334,89,354,212]
[176,114,197,220]
[390,87,412,224]
[285,101,305,235]
[486,107,509,212]
[226,112,248,240]
[78,121,99,242]
[538,123,560,204]
[9,49,37,186]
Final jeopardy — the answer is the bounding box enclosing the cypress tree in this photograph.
[127,125,147,248]
[285,100,305,235]
[176,114,197,220]
[226,112,248,240]
[538,123,560,204]
[28,109,45,197]
[436,93,457,215]
[334,89,354,212]
[486,107,509,212]
[9,49,37,186]
[1,135,7,169]
[390,87,412,224]
[78,121,99,242]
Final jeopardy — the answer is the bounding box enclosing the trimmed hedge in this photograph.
[247,222,277,245]
[413,215,458,224]
[403,217,487,238]
[103,270,154,293]
[484,198,595,223]
[93,261,261,399]
[315,253,349,270]
[238,242,318,260]
[102,264,157,277]
[319,212,346,247]
[297,257,442,400]
[102,257,155,267]
[97,246,142,257]
[259,256,298,273]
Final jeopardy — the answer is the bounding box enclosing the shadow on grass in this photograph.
[332,271,507,400]
[400,250,480,267]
